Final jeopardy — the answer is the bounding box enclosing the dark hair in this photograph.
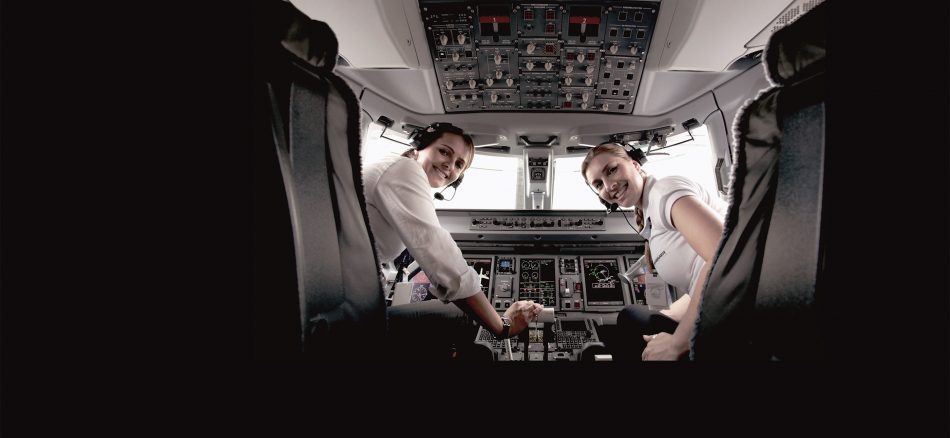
[401,122,475,171]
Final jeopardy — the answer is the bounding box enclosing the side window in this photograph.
[552,125,720,209]
[639,125,719,200]
[361,121,520,209]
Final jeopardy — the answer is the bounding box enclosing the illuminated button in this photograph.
[574,301,581,309]
[524,9,534,20]
[495,301,502,309]
[574,283,582,291]
[546,9,555,20]
[564,300,571,309]
[545,23,555,33]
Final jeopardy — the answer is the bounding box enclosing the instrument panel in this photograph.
[419,1,660,113]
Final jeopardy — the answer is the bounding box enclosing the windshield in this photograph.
[362,123,720,210]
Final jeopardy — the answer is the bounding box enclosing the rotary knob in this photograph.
[457,33,466,45]
[564,92,573,102]
[609,43,618,54]
[445,80,454,90]
[495,70,503,79]
[582,92,589,102]
[452,52,460,62]
[585,77,593,86]
[439,34,448,46]
[490,93,498,103]
[586,65,594,74]
[576,52,585,63]
[602,103,609,111]
[494,53,502,65]
[486,78,494,87]
[564,77,572,86]
[544,61,553,71]
[581,102,589,110]
[630,46,638,56]
[526,42,536,54]
[506,77,514,87]
[565,64,574,74]
[526,61,535,70]
[469,79,477,89]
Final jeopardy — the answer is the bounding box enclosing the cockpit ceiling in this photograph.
[294,0,793,116]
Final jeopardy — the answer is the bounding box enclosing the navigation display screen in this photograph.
[582,258,624,306]
[465,258,493,297]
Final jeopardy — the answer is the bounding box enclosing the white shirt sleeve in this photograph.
[372,158,481,303]
[651,176,702,230]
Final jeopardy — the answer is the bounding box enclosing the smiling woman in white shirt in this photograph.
[362,122,543,359]
[582,142,726,361]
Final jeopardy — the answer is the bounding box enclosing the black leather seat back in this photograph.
[692,2,827,360]
[253,0,386,358]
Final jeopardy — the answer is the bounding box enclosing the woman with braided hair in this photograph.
[581,142,727,360]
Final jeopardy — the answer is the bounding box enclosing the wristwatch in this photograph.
[499,316,511,339]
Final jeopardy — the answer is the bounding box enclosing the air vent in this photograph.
[744,0,824,48]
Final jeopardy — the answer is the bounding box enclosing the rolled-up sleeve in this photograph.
[373,159,481,302]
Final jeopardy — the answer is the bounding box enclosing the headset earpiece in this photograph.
[449,173,464,189]
[626,146,647,164]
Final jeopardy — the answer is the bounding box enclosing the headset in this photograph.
[592,142,648,212]
[407,122,470,201]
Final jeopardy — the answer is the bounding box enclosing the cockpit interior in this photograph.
[252,0,830,361]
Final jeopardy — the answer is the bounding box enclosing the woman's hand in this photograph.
[504,300,543,337]
[642,332,688,360]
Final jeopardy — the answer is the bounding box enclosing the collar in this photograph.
[639,174,656,212]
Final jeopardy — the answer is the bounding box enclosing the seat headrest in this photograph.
[256,0,338,70]
[764,1,826,86]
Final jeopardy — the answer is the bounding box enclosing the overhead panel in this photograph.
[420,1,660,114]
